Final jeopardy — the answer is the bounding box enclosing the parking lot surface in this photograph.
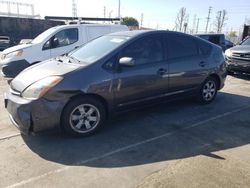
[0,75,250,188]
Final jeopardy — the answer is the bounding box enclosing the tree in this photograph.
[214,10,228,33]
[175,7,189,32]
[121,17,139,27]
[227,31,237,38]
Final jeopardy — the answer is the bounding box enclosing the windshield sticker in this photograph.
[110,38,125,43]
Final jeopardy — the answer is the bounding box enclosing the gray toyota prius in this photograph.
[4,30,227,136]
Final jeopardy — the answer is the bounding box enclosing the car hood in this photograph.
[2,43,34,54]
[11,59,81,92]
[229,45,250,53]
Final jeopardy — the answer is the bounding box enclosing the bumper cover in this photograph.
[4,91,65,134]
[226,58,250,73]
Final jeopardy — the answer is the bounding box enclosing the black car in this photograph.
[195,34,228,51]
[225,36,250,74]
[4,30,227,136]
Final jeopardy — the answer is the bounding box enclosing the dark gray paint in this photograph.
[5,30,227,133]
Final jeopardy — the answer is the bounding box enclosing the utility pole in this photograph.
[103,6,106,23]
[205,6,212,33]
[104,6,106,18]
[118,0,121,20]
[184,22,188,33]
[192,14,197,34]
[72,0,77,17]
[140,13,144,29]
[196,18,200,33]
[109,10,113,18]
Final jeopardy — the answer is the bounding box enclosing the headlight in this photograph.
[21,76,63,100]
[225,49,232,57]
[5,50,23,59]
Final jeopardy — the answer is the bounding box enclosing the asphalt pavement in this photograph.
[0,75,250,188]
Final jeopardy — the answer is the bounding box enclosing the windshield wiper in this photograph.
[56,56,64,62]
[67,56,81,64]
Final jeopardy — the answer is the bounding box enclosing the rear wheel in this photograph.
[197,76,218,104]
[61,97,106,137]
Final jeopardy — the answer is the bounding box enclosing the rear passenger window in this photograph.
[167,34,198,59]
[198,41,212,55]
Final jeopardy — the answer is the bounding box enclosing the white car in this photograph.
[0,24,128,78]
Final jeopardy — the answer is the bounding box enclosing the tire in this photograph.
[61,96,106,137]
[197,76,218,105]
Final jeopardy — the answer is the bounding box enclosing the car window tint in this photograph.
[121,35,164,65]
[54,28,78,48]
[198,40,212,55]
[167,34,198,59]
[208,35,220,44]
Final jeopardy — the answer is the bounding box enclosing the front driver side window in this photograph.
[52,28,78,48]
[120,35,164,66]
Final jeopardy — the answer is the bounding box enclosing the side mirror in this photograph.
[119,57,135,67]
[52,38,59,48]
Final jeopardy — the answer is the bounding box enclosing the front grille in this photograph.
[232,52,250,61]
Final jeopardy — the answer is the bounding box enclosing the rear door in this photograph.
[166,33,208,93]
[113,34,169,108]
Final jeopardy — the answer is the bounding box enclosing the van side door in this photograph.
[86,26,111,42]
[49,28,80,58]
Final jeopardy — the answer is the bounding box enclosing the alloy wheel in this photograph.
[69,104,100,133]
[202,80,216,101]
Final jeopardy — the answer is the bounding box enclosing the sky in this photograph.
[1,0,250,33]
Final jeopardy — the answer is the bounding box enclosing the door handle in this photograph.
[199,61,207,67]
[157,68,167,76]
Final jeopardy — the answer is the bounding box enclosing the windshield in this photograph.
[70,35,131,65]
[240,37,250,46]
[31,27,57,44]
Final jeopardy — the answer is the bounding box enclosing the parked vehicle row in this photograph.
[4,30,226,136]
[0,24,128,78]
[225,36,250,74]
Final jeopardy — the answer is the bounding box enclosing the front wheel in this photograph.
[61,97,106,137]
[197,77,218,104]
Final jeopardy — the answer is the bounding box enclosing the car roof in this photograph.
[195,33,224,36]
[108,30,196,37]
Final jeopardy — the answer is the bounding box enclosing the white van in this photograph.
[0,24,128,78]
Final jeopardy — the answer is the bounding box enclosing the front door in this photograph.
[113,34,169,108]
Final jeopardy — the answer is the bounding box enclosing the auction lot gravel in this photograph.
[0,75,250,188]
